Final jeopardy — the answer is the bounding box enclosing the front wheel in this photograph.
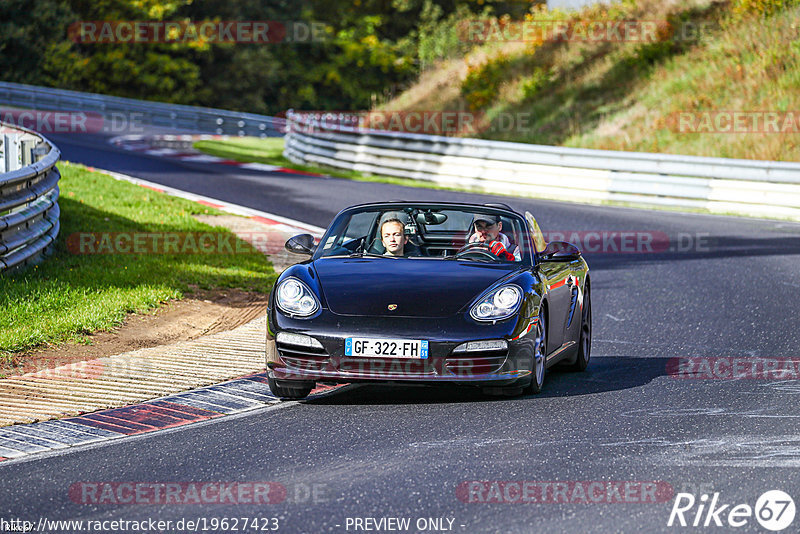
[568,285,591,372]
[524,309,547,394]
[268,375,314,400]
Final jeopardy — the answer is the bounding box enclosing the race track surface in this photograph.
[3,130,799,533]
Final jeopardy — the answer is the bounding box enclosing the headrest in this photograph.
[379,211,413,234]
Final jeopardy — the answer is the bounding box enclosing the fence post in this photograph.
[21,139,35,167]
[3,134,20,172]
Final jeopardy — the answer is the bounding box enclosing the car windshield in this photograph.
[315,205,531,263]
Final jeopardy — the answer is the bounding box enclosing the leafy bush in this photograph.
[519,67,550,101]
[461,54,511,110]
[417,3,473,69]
[733,0,800,16]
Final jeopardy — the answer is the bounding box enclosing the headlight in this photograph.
[470,284,523,322]
[276,277,320,317]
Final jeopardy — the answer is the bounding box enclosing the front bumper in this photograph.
[267,311,537,388]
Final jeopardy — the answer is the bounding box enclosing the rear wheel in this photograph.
[568,285,591,372]
[524,308,547,394]
[268,375,314,400]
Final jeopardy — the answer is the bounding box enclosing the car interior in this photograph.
[322,207,524,261]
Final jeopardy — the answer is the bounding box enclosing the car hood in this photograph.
[313,257,521,318]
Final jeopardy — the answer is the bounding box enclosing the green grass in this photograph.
[0,162,277,360]
[194,137,370,181]
[194,136,472,190]
[194,137,287,166]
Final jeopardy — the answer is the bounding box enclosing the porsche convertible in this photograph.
[265,201,591,399]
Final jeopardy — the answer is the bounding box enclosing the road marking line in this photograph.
[95,167,325,235]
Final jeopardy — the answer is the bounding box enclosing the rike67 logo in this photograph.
[668,490,795,531]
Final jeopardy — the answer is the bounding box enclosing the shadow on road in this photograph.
[303,356,668,405]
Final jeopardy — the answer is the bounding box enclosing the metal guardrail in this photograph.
[284,111,800,220]
[0,81,285,137]
[0,123,61,273]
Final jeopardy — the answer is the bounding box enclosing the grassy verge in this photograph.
[0,162,276,361]
[194,136,470,191]
[196,136,536,194]
[193,137,363,179]
[379,0,800,162]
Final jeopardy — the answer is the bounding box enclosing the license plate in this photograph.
[345,338,429,359]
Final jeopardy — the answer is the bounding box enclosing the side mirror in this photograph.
[539,241,581,262]
[285,234,316,255]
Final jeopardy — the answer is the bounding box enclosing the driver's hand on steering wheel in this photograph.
[490,241,515,261]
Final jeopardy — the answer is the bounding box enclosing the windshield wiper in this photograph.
[348,251,387,258]
[443,256,496,263]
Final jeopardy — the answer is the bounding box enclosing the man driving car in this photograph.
[469,214,521,261]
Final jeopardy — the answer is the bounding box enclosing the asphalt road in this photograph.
[2,131,800,533]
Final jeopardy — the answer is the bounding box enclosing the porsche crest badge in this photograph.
[388,304,398,311]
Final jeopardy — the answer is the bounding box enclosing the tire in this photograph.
[568,284,591,372]
[268,375,314,400]
[484,308,546,397]
[524,308,547,394]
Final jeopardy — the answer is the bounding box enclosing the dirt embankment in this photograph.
[3,288,269,377]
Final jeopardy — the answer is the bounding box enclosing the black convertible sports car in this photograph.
[266,201,591,399]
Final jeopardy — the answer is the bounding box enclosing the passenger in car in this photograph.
[380,216,410,257]
[470,214,521,261]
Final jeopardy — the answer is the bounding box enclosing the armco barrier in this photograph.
[0,122,61,273]
[284,111,800,220]
[0,81,285,137]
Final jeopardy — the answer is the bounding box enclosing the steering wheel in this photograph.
[454,242,501,261]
